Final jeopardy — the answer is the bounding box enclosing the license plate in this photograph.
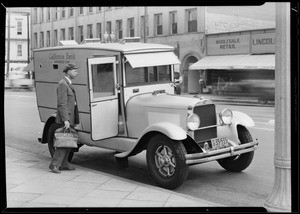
[211,137,229,150]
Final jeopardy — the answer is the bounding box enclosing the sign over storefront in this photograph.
[251,33,275,54]
[207,35,250,56]
[206,30,275,56]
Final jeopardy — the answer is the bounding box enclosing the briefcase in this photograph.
[54,127,79,148]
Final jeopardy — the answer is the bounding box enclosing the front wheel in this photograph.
[47,123,74,162]
[146,134,189,189]
[217,126,254,172]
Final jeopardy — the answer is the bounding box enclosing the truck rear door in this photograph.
[88,57,118,140]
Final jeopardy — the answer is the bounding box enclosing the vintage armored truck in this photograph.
[34,40,258,189]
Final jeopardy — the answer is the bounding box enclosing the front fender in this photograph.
[232,111,255,127]
[115,122,187,158]
[142,122,187,141]
[217,111,254,145]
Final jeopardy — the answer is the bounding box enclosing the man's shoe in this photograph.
[49,165,61,173]
[59,165,75,170]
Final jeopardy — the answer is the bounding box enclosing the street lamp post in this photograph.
[264,2,291,212]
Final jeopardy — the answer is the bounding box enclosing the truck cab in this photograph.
[35,40,258,189]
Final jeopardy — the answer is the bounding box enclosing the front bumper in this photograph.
[185,140,259,165]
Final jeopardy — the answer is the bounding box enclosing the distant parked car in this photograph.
[221,79,274,104]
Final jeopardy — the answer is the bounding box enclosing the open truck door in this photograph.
[88,57,118,140]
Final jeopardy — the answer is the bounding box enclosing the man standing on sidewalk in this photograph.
[49,63,80,173]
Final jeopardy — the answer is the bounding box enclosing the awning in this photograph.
[189,54,249,70]
[23,60,34,71]
[125,52,181,68]
[233,54,275,70]
[189,54,275,70]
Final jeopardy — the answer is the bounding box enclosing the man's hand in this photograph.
[64,121,70,129]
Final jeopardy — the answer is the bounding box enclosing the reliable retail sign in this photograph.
[206,32,275,56]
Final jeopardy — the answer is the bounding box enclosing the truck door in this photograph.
[88,57,118,140]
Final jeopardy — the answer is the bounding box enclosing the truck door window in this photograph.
[91,63,115,98]
[125,63,171,86]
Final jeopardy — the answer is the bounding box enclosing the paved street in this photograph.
[4,90,275,208]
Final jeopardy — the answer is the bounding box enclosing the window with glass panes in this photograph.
[128,18,134,37]
[88,7,93,13]
[170,11,177,34]
[54,30,58,46]
[40,8,44,23]
[96,23,101,40]
[17,21,22,35]
[54,7,58,20]
[69,7,74,17]
[87,24,93,38]
[60,28,65,41]
[40,32,44,47]
[47,8,51,21]
[78,26,84,42]
[61,7,65,19]
[46,31,50,47]
[187,9,197,32]
[34,33,38,48]
[106,21,111,34]
[79,7,84,15]
[116,20,122,40]
[155,13,163,35]
[140,15,149,38]
[34,8,38,23]
[69,27,74,40]
[17,45,22,56]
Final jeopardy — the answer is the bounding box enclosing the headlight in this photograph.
[219,108,233,125]
[187,113,200,130]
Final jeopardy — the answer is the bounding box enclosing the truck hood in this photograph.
[126,93,210,110]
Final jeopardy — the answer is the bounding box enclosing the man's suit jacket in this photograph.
[55,77,79,126]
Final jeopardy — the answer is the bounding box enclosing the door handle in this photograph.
[91,104,97,107]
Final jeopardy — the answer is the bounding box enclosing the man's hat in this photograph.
[63,63,79,73]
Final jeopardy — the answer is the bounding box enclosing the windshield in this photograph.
[125,63,171,87]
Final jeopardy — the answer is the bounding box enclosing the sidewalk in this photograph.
[5,146,223,208]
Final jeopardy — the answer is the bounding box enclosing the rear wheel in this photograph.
[217,126,254,172]
[146,134,189,189]
[47,123,74,162]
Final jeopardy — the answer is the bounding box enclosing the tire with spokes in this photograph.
[146,134,189,189]
[47,123,74,162]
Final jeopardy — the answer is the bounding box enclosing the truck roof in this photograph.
[33,42,175,54]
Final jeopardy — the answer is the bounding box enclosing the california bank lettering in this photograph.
[49,52,76,60]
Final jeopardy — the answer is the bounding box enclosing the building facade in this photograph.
[5,8,31,77]
[30,6,206,92]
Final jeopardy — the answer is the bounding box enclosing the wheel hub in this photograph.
[154,145,176,177]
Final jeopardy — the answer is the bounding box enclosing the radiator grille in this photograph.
[193,104,217,142]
